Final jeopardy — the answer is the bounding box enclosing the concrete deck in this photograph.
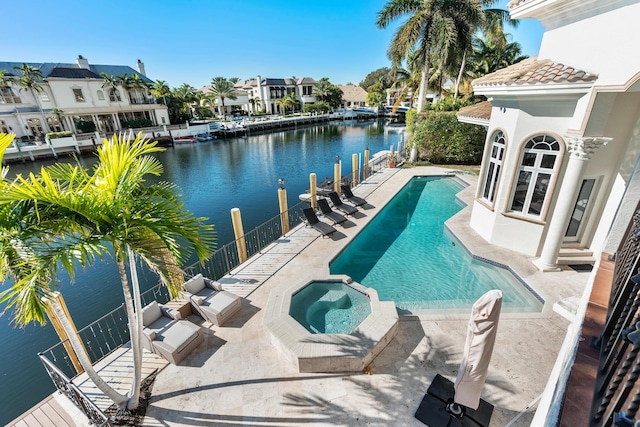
[143,166,590,427]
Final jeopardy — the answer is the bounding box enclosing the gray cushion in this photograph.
[206,292,239,314]
[160,322,199,353]
[142,301,162,327]
[184,274,206,294]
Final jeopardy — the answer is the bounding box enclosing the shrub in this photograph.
[122,118,154,128]
[76,119,96,133]
[410,112,486,164]
[46,131,73,139]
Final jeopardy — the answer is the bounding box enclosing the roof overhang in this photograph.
[474,82,594,98]
[456,116,490,127]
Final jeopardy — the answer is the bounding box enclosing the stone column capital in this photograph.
[565,136,612,160]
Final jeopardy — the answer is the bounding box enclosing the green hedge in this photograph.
[46,131,73,139]
[76,119,96,133]
[410,111,486,164]
[122,118,154,128]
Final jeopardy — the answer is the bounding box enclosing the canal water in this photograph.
[0,119,401,424]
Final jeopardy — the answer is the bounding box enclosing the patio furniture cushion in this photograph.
[160,321,201,353]
[192,295,204,305]
[142,301,163,327]
[206,291,239,315]
[184,274,206,294]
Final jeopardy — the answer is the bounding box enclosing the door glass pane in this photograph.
[511,171,531,212]
[528,173,551,215]
[566,179,596,237]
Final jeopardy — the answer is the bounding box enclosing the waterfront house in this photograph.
[338,84,368,108]
[234,76,317,114]
[457,0,640,423]
[0,55,169,141]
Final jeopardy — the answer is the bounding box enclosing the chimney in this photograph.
[76,55,89,70]
[136,59,146,76]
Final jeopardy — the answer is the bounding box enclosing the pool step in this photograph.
[557,247,595,265]
[318,289,349,302]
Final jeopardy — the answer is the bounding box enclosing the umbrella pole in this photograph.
[446,402,464,418]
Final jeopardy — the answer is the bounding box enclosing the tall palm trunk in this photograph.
[30,88,49,135]
[126,246,143,408]
[49,297,129,407]
[416,63,431,113]
[454,51,467,103]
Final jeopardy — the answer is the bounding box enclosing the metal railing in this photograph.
[39,355,110,426]
[590,205,640,426]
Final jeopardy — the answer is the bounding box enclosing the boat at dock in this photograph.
[173,136,197,144]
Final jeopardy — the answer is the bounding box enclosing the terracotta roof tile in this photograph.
[456,101,492,121]
[473,57,597,87]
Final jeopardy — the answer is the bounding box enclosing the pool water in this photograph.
[289,281,372,334]
[330,176,543,314]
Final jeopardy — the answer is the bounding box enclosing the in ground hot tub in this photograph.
[264,276,399,373]
[289,281,372,334]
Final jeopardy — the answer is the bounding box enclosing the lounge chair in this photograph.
[303,208,337,237]
[141,300,204,365]
[182,274,242,326]
[341,185,367,207]
[328,192,358,216]
[317,198,347,225]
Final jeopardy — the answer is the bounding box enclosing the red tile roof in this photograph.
[473,57,598,88]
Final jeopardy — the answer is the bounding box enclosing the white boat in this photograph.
[352,108,377,117]
[196,133,214,142]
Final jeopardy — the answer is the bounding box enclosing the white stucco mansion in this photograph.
[0,56,169,141]
[458,0,640,271]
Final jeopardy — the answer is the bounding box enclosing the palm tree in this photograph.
[0,70,26,136]
[13,63,49,135]
[48,107,65,131]
[115,72,137,123]
[129,73,149,104]
[312,78,332,102]
[207,77,237,119]
[173,84,198,120]
[452,1,517,101]
[101,73,126,130]
[151,80,171,105]
[0,132,214,411]
[470,35,528,75]
[249,97,261,114]
[376,0,483,112]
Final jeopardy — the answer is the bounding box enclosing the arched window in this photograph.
[97,90,105,100]
[480,130,506,204]
[510,135,561,217]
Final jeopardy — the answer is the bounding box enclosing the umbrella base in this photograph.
[414,374,494,427]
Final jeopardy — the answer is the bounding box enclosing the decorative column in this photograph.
[534,136,611,271]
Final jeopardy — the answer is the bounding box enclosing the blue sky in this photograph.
[1,0,543,89]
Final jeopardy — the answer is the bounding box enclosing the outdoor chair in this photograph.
[328,192,358,216]
[341,185,367,207]
[317,198,347,226]
[303,207,337,237]
[141,300,203,365]
[182,273,242,326]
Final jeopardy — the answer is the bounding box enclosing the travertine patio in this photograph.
[140,166,589,427]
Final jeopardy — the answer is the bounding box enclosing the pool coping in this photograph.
[263,275,399,373]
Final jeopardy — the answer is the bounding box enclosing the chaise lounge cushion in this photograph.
[159,321,201,353]
[142,301,163,327]
[184,274,206,294]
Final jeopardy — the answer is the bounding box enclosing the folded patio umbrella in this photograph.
[454,289,503,410]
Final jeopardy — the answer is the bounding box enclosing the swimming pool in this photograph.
[329,176,543,314]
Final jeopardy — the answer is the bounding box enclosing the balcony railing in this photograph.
[590,208,640,426]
